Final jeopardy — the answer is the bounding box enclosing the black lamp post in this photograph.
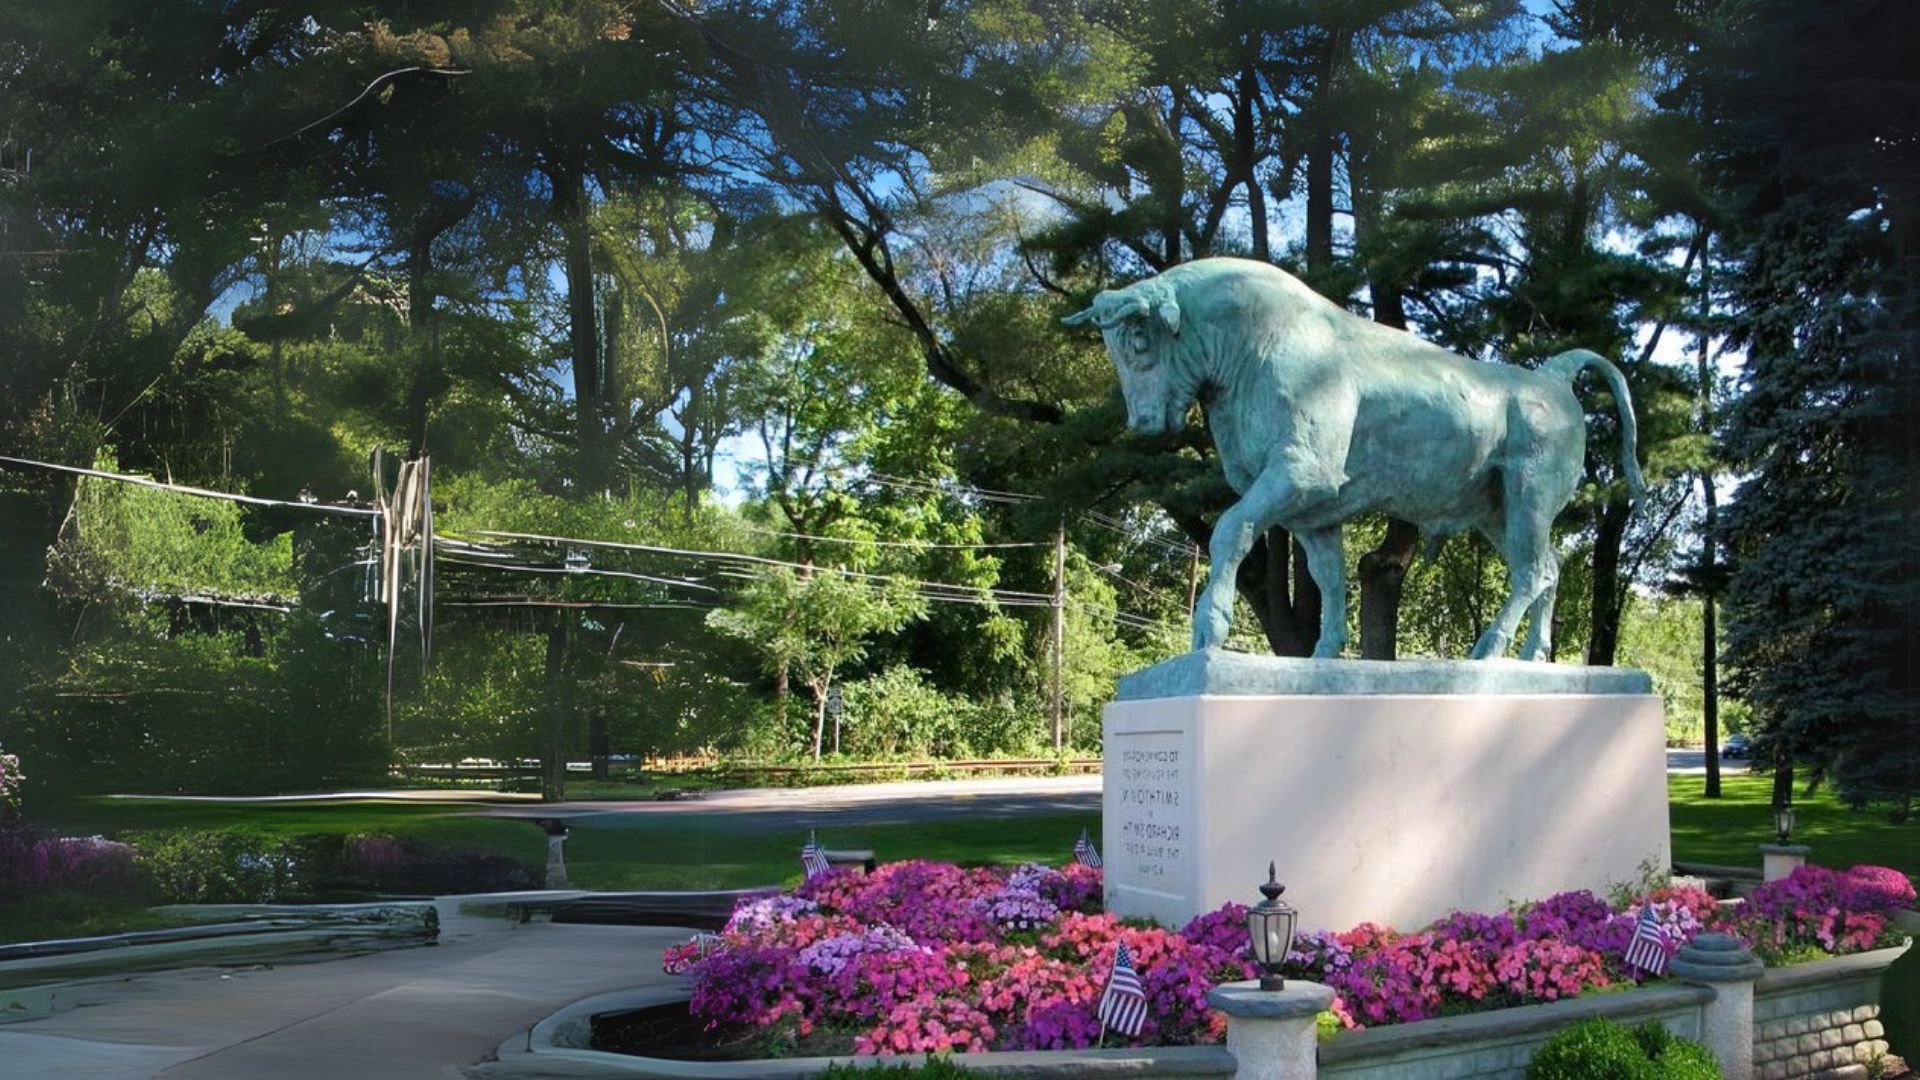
[1774,802,1795,843]
[1246,862,1298,992]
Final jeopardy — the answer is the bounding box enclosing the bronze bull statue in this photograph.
[1065,257,1645,661]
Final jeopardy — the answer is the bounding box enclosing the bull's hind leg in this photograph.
[1470,506,1559,661]
[1518,557,1561,661]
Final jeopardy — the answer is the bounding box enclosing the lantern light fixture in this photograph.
[1246,862,1298,992]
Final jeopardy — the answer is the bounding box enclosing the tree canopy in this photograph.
[0,0,1910,809]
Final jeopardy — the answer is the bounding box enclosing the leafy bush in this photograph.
[1630,1022,1721,1077]
[840,666,966,759]
[1527,1019,1718,1079]
[343,833,538,895]
[125,829,303,904]
[0,828,143,900]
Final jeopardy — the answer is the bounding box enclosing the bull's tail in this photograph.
[1544,348,1648,507]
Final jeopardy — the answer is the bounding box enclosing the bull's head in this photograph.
[1062,280,1186,434]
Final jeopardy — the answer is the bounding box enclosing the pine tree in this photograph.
[1708,0,1920,816]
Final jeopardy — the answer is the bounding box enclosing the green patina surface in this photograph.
[1068,257,1646,661]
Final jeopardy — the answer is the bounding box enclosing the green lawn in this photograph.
[1667,774,1918,877]
[34,776,1914,892]
[40,799,549,863]
[0,893,205,946]
[35,797,1102,891]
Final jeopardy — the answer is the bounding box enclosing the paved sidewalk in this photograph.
[0,903,687,1079]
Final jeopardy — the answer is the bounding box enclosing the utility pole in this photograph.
[1050,520,1066,751]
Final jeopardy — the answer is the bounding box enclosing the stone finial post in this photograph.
[1758,843,1809,882]
[1670,932,1765,1080]
[537,818,571,889]
[1207,979,1334,1080]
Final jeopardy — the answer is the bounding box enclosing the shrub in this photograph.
[1527,1019,1718,1080]
[840,666,967,759]
[0,828,143,900]
[342,833,538,895]
[125,829,303,904]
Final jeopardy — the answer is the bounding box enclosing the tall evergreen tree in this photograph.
[1708,0,1920,816]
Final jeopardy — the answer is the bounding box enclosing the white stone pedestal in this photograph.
[1759,843,1810,882]
[1102,649,1670,933]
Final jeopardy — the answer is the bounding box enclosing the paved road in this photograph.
[1667,747,1751,776]
[480,774,1105,831]
[122,755,1737,836]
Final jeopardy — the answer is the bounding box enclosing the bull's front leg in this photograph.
[1298,526,1348,658]
[1192,469,1298,651]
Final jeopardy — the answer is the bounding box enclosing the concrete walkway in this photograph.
[0,903,687,1079]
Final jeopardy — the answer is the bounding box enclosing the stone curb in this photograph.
[1315,983,1715,1065]
[0,903,439,993]
[1753,942,1912,996]
[475,986,1235,1079]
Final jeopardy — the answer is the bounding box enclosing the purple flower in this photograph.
[726,893,821,934]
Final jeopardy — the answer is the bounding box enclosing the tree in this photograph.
[1708,0,1920,816]
[707,568,926,760]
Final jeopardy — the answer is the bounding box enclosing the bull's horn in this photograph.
[1061,307,1098,327]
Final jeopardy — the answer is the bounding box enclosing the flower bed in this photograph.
[656,860,1914,1059]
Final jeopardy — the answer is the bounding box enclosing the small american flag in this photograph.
[1074,827,1103,868]
[1623,906,1672,976]
[1097,940,1148,1037]
[662,931,727,974]
[800,831,831,880]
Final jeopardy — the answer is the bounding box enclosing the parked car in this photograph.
[1722,734,1752,759]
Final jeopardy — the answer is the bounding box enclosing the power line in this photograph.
[455,528,1056,601]
[731,522,1047,550]
[0,453,379,519]
[435,554,721,593]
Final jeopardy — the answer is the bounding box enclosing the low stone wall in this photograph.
[1317,983,1711,1080]
[0,902,441,1003]
[1753,951,1898,1079]
[478,943,1911,1080]
[1314,943,1909,1080]
[477,987,1236,1079]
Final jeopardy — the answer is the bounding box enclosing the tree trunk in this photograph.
[1697,229,1722,798]
[403,230,437,456]
[1358,520,1420,659]
[810,686,828,762]
[1304,27,1345,275]
[1237,61,1271,263]
[550,153,605,493]
[542,614,568,803]
[1305,119,1334,272]
[1241,527,1314,656]
[1350,177,1417,659]
[589,706,609,782]
[1586,500,1630,666]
